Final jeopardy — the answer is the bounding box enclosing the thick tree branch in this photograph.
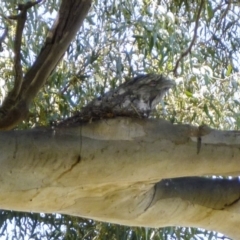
[0,1,42,119]
[0,118,240,238]
[22,0,92,101]
[0,0,92,130]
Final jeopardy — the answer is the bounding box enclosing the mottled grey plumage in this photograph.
[58,74,174,126]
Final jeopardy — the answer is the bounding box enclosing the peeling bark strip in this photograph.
[0,0,92,130]
[153,177,240,210]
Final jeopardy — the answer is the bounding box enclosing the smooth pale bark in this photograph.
[1,117,240,238]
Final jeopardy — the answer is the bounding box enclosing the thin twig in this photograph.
[173,0,204,76]
[8,0,43,99]
[218,0,231,28]
[0,27,8,52]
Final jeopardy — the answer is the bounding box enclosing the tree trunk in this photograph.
[1,117,240,239]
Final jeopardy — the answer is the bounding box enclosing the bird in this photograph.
[57,74,175,127]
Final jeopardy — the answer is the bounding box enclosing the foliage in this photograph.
[0,211,228,240]
[0,0,239,239]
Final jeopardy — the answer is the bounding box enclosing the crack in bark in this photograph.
[56,155,81,180]
[13,134,18,159]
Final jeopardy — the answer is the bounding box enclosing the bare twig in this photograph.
[211,0,231,40]
[173,0,204,76]
[218,0,231,29]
